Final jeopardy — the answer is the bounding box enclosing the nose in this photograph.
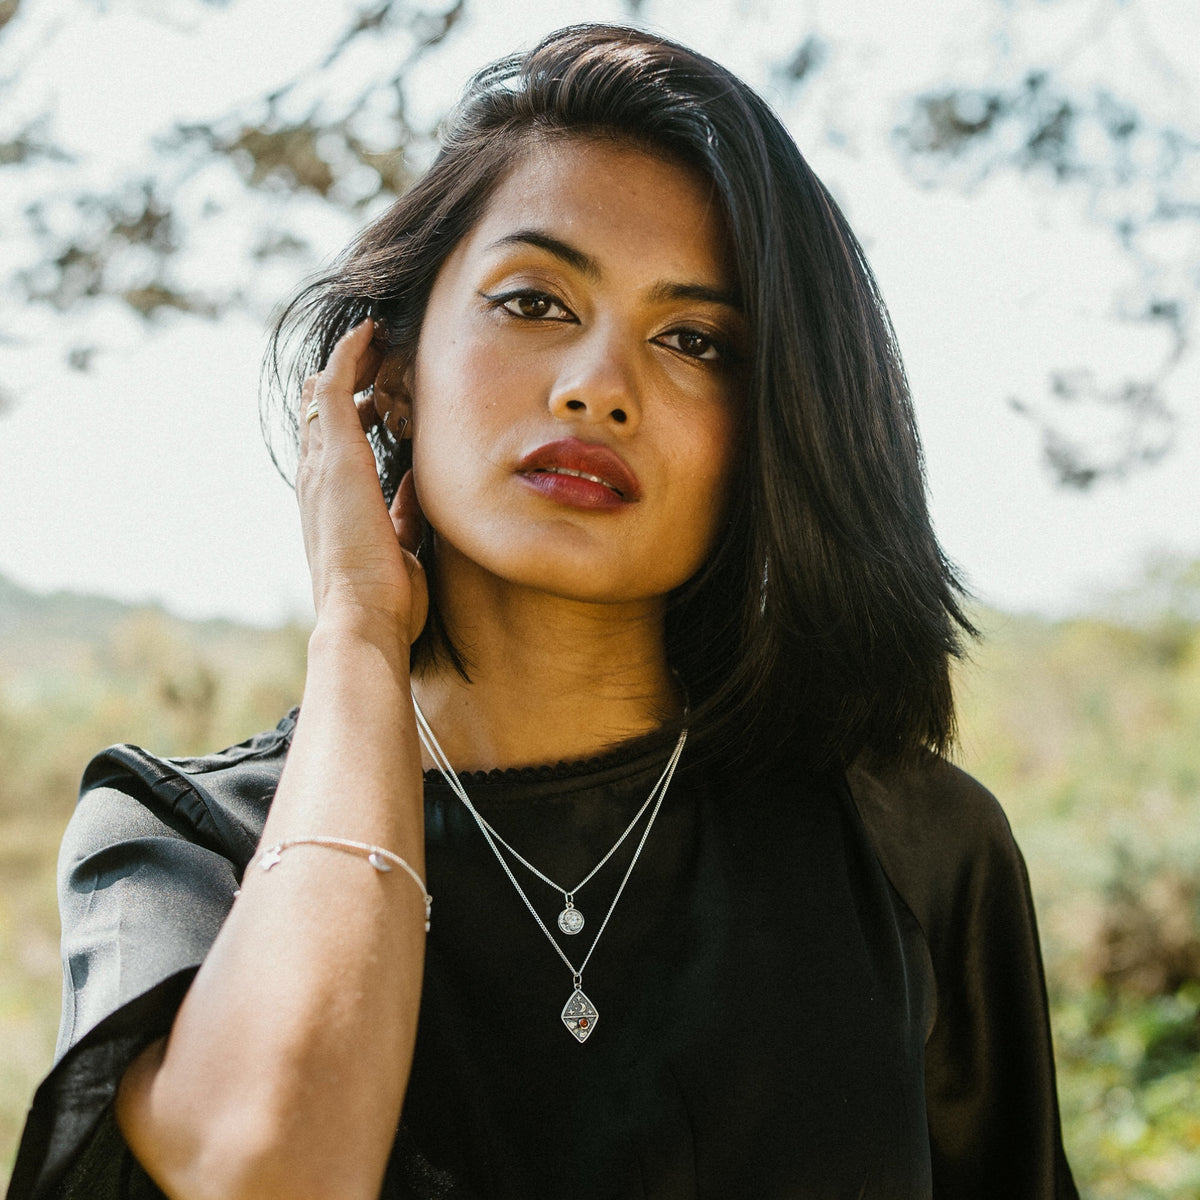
[547,323,640,431]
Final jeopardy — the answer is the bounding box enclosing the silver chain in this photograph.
[459,748,675,898]
[411,691,687,982]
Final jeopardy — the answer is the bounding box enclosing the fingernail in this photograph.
[340,318,372,340]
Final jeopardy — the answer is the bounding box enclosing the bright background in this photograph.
[0,0,1196,625]
[2,4,1199,1193]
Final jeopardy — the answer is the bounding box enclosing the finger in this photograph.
[299,377,319,449]
[352,335,384,395]
[389,470,424,555]
[312,320,380,439]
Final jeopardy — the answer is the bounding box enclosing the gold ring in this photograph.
[305,400,320,424]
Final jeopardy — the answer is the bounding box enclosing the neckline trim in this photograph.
[421,723,683,790]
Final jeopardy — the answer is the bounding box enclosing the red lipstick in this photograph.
[517,438,641,509]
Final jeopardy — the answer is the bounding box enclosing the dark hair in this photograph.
[264,23,975,772]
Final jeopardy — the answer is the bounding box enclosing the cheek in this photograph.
[412,329,542,437]
[689,404,740,504]
[668,408,740,565]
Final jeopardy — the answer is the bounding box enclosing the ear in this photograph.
[372,356,413,437]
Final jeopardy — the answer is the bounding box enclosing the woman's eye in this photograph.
[659,328,724,361]
[491,290,573,321]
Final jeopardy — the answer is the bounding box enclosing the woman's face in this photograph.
[408,135,745,608]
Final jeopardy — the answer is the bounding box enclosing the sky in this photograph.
[0,0,1197,626]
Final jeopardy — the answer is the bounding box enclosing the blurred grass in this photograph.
[2,569,1199,1193]
[0,579,310,1186]
[953,585,1200,1197]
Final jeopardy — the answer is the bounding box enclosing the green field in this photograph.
[2,571,1197,1194]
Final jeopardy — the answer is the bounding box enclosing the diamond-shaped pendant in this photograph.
[561,988,599,1043]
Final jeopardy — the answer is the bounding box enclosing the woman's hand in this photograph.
[297,320,428,646]
[116,320,431,1200]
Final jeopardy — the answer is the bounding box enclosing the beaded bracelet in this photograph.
[246,836,431,931]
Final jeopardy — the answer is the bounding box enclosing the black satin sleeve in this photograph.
[846,756,1079,1200]
[5,719,290,1200]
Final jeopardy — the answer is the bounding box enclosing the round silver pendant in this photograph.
[557,906,585,935]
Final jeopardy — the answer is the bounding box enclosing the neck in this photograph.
[411,572,680,774]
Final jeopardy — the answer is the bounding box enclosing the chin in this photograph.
[431,518,706,608]
[512,565,664,606]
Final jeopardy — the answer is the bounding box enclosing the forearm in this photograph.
[117,619,426,1200]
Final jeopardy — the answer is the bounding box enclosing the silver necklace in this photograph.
[411,691,687,1044]
[456,748,677,936]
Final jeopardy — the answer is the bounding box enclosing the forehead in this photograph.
[459,135,734,283]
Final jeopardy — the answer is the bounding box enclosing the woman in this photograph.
[9,24,1077,1200]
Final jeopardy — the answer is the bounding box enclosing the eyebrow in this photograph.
[488,229,743,313]
[645,281,743,312]
[489,230,599,278]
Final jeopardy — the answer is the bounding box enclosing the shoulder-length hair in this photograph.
[264,23,975,774]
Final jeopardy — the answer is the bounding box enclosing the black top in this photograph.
[8,712,1077,1199]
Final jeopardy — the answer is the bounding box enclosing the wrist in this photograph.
[308,611,413,667]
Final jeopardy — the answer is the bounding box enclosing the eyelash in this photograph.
[658,328,725,362]
[483,288,731,363]
[488,289,574,323]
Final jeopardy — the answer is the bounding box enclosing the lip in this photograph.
[517,438,642,507]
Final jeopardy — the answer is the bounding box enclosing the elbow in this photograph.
[191,1127,383,1200]
[127,1113,384,1200]
[118,1050,381,1200]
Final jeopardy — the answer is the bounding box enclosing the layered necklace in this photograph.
[412,691,687,1043]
